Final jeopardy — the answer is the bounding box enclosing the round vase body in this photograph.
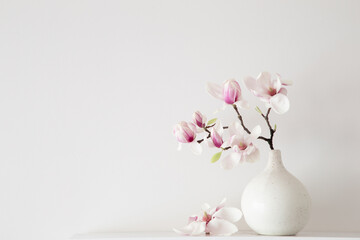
[241,150,311,236]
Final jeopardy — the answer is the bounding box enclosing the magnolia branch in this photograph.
[232,104,251,134]
[258,108,276,150]
[196,125,230,152]
[232,104,276,150]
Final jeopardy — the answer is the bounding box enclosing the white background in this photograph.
[1,1,360,240]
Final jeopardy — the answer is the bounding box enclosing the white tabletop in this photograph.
[72,231,360,240]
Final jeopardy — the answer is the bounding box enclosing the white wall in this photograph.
[1,0,360,239]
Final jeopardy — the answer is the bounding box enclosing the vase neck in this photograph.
[265,150,285,170]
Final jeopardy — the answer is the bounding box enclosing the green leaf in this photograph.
[207,118,217,126]
[274,124,277,131]
[255,106,262,114]
[211,151,222,163]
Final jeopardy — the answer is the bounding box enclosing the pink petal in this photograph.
[207,82,224,100]
[217,198,227,210]
[279,87,288,95]
[244,146,260,163]
[211,128,223,148]
[208,198,227,215]
[190,142,202,155]
[270,93,290,114]
[220,153,241,170]
[205,138,215,148]
[193,111,206,128]
[237,100,250,109]
[173,221,206,236]
[281,79,293,86]
[276,73,293,86]
[188,122,197,133]
[243,76,257,92]
[188,215,199,223]
[212,207,243,223]
[206,218,238,236]
[223,79,241,104]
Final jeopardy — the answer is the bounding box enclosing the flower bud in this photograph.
[211,128,223,148]
[223,79,242,104]
[193,111,206,128]
[173,121,197,143]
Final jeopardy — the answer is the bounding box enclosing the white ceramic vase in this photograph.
[241,150,311,236]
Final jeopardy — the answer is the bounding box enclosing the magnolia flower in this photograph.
[221,123,261,169]
[193,111,206,128]
[173,121,202,155]
[207,79,249,108]
[173,198,242,236]
[244,72,292,114]
[173,121,197,143]
[211,127,223,148]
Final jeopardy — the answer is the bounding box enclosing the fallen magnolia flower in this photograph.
[173,198,242,236]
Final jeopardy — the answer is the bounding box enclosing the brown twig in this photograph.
[232,104,276,150]
[232,104,251,134]
[197,124,228,144]
[259,108,276,150]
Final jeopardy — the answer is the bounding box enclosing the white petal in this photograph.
[272,75,282,92]
[230,135,241,148]
[215,121,224,136]
[270,93,290,114]
[243,76,257,91]
[237,100,250,109]
[207,82,224,100]
[173,221,206,236]
[206,218,238,236]
[209,197,227,215]
[257,72,272,89]
[205,138,215,148]
[281,79,293,86]
[228,121,243,137]
[217,198,227,209]
[190,142,202,155]
[177,143,182,151]
[202,203,211,212]
[250,125,261,142]
[213,207,243,223]
[213,103,227,114]
[196,128,204,133]
[220,153,241,170]
[244,147,260,163]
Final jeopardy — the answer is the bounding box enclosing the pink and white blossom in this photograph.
[173,198,242,236]
[244,72,292,114]
[205,122,227,149]
[193,111,207,128]
[221,123,261,169]
[173,121,203,155]
[211,128,224,148]
[173,121,197,143]
[207,79,249,108]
